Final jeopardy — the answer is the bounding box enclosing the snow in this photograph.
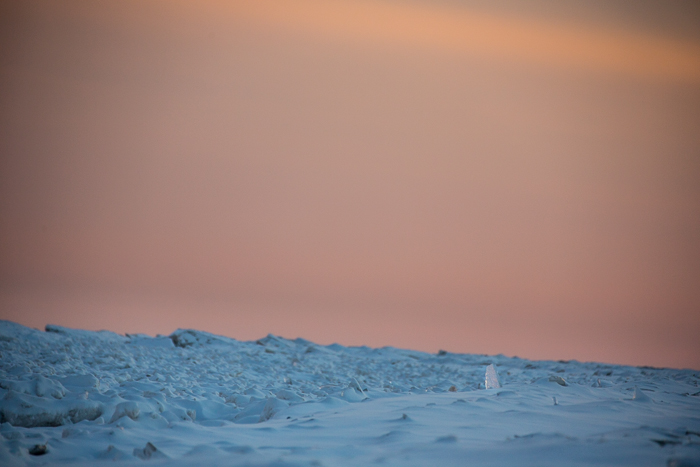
[0,319,699,466]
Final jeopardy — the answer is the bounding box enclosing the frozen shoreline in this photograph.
[1,320,699,466]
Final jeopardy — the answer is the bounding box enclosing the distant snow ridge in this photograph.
[0,323,490,430]
[1,320,699,467]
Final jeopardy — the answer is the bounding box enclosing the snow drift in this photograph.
[0,320,699,466]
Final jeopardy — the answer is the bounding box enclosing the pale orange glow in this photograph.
[1,0,699,369]
[60,0,700,81]
[227,0,700,81]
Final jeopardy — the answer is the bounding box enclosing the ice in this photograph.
[109,401,140,423]
[0,392,103,427]
[632,386,652,402]
[133,442,167,460]
[1,319,699,466]
[0,376,65,399]
[259,397,288,422]
[485,364,501,389]
[276,389,304,402]
[27,444,47,456]
[60,374,99,390]
[97,445,126,460]
[548,375,568,386]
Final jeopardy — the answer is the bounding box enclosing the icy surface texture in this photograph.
[0,320,699,466]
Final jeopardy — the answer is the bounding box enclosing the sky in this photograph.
[1,0,699,369]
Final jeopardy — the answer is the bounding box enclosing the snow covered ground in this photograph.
[0,320,698,466]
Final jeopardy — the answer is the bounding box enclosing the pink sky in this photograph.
[1,0,699,369]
